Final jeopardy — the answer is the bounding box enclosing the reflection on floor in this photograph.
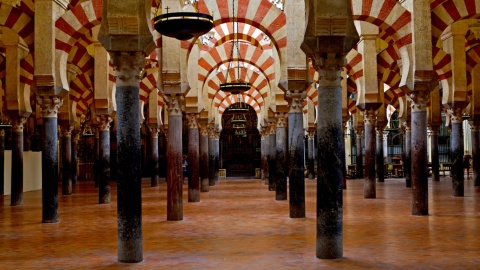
[1,177,479,269]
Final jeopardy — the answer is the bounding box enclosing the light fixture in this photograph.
[153,1,214,40]
[231,114,247,123]
[219,0,251,94]
[233,123,245,129]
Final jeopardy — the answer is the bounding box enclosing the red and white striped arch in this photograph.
[347,76,358,115]
[68,44,94,75]
[352,0,412,48]
[70,73,94,118]
[217,93,261,116]
[345,48,363,81]
[431,0,480,80]
[0,3,34,49]
[55,0,102,90]
[196,0,286,54]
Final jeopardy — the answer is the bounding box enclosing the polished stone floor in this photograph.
[1,176,479,269]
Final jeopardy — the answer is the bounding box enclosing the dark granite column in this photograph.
[111,52,144,262]
[199,125,209,192]
[471,122,480,187]
[410,91,430,215]
[342,127,347,189]
[213,130,220,183]
[316,54,345,259]
[261,128,269,185]
[376,127,385,183]
[449,107,465,197]
[10,117,26,205]
[187,113,200,202]
[405,123,412,187]
[307,128,315,180]
[0,129,4,199]
[149,126,160,187]
[275,113,287,200]
[97,115,112,204]
[287,90,306,218]
[355,128,364,178]
[208,127,216,186]
[268,122,276,191]
[363,108,377,198]
[166,94,184,220]
[429,126,440,182]
[94,128,100,188]
[61,124,73,195]
[37,96,63,223]
[72,131,78,184]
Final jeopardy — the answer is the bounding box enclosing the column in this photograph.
[166,94,183,220]
[149,126,160,187]
[199,125,209,192]
[60,123,73,195]
[275,113,287,200]
[355,128,364,178]
[72,131,78,184]
[94,127,100,188]
[429,126,440,182]
[37,96,63,223]
[449,108,465,197]
[363,109,377,198]
[0,129,4,199]
[316,53,345,259]
[383,131,389,164]
[342,127,347,189]
[187,113,200,202]
[10,117,26,205]
[287,90,306,218]
[268,122,276,191]
[213,130,220,183]
[405,123,412,187]
[260,128,269,184]
[97,115,112,204]
[111,52,144,261]
[410,91,430,214]
[208,126,216,186]
[376,126,385,183]
[307,128,315,179]
[471,123,480,187]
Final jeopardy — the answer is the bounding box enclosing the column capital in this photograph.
[11,116,26,133]
[60,124,74,137]
[382,131,389,141]
[275,113,287,128]
[316,53,345,86]
[408,90,430,112]
[199,125,209,136]
[109,52,146,87]
[375,126,384,135]
[208,125,219,139]
[447,107,465,124]
[166,94,184,116]
[361,108,377,126]
[286,90,306,113]
[186,113,199,129]
[307,128,315,140]
[268,121,277,135]
[355,127,364,136]
[37,96,63,118]
[148,126,160,138]
[96,114,113,132]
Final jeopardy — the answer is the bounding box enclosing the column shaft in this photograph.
[355,130,363,178]
[11,118,25,205]
[364,112,376,199]
[187,114,200,202]
[405,126,412,187]
[149,128,159,187]
[72,133,78,184]
[307,131,315,179]
[62,128,72,195]
[472,125,480,187]
[268,127,276,191]
[376,127,384,182]
[94,131,100,188]
[275,115,287,200]
[208,135,216,186]
[431,128,440,182]
[200,127,209,192]
[98,116,111,204]
[451,120,464,196]
[167,96,183,220]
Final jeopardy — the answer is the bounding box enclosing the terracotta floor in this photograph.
[1,176,479,269]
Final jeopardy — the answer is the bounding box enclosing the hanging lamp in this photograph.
[153,0,213,40]
[219,0,251,94]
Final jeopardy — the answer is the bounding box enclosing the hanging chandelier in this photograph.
[153,0,214,40]
[219,0,251,94]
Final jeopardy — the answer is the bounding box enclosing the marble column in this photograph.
[287,90,306,218]
[410,91,430,215]
[268,122,276,191]
[376,126,384,183]
[307,128,315,180]
[316,54,344,259]
[208,127,216,186]
[355,128,364,178]
[10,117,26,205]
[111,52,144,262]
[187,113,200,202]
[213,130,220,183]
[363,109,377,198]
[149,126,160,187]
[0,129,4,198]
[94,128,100,188]
[199,125,209,192]
[61,124,73,195]
[429,126,440,182]
[72,131,78,184]
[97,115,112,204]
[37,96,63,223]
[383,131,388,164]
[166,94,184,220]
[261,128,269,184]
[404,124,412,187]
[275,113,287,200]
[449,107,465,197]
[471,123,480,187]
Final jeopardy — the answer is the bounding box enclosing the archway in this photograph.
[220,102,260,177]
